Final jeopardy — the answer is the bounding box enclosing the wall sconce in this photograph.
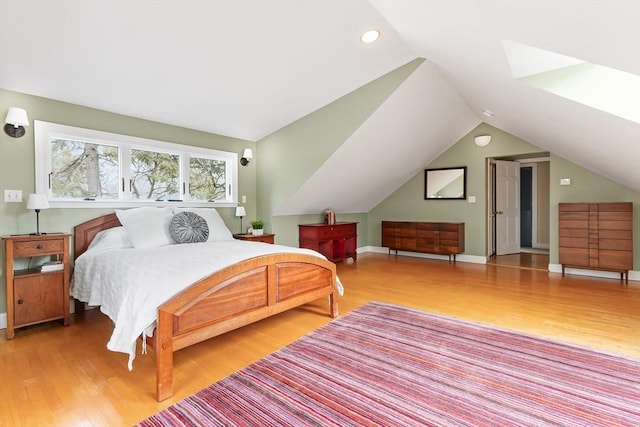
[235,206,246,233]
[474,135,492,147]
[26,193,49,235]
[240,148,253,166]
[4,107,29,138]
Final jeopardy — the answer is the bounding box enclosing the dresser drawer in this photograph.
[330,223,355,238]
[14,239,64,257]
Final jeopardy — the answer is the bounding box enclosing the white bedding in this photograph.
[71,239,342,369]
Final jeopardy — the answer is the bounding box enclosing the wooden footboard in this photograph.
[74,213,338,401]
[153,253,337,401]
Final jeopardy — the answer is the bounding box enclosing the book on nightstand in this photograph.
[40,261,64,272]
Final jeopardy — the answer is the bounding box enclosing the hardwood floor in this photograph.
[486,251,550,270]
[1,253,638,426]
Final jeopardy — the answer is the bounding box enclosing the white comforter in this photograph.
[71,240,341,369]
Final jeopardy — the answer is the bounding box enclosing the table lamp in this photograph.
[26,193,49,235]
[235,206,246,233]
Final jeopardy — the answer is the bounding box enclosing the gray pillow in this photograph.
[169,211,209,244]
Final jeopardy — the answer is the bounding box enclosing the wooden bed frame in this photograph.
[74,213,339,401]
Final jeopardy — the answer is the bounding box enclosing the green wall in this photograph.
[256,58,424,247]
[0,88,255,313]
[368,123,543,255]
[368,123,640,268]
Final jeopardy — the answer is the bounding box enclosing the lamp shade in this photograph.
[26,193,49,210]
[235,206,246,217]
[5,107,29,127]
[241,148,253,160]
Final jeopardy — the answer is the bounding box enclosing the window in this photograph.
[35,121,238,208]
[51,138,119,199]
[130,149,180,200]
[502,39,639,124]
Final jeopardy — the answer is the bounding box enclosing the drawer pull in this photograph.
[17,298,24,305]
[37,244,44,249]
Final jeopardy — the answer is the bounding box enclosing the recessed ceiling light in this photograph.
[361,29,380,44]
[482,109,494,117]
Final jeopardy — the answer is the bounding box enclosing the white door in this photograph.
[496,160,520,255]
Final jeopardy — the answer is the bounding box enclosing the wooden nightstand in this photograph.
[2,234,71,339]
[233,233,275,244]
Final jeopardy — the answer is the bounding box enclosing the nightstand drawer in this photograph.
[14,239,64,257]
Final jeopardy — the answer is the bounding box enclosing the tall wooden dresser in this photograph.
[558,202,633,283]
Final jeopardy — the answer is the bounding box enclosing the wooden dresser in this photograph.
[298,222,357,263]
[382,221,465,262]
[559,202,633,283]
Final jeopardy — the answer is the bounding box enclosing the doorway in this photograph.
[486,154,550,269]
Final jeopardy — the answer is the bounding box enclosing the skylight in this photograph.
[502,40,639,124]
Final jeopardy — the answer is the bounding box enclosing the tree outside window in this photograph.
[51,139,119,199]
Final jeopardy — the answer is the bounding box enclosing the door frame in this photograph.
[486,154,550,258]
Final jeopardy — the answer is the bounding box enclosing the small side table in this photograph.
[233,233,275,244]
[2,233,71,339]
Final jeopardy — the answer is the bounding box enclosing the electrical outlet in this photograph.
[4,189,23,202]
[468,196,476,203]
[560,178,571,186]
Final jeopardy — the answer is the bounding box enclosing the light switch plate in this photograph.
[560,178,571,186]
[4,189,23,202]
[468,196,476,203]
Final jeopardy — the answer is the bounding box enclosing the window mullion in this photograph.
[182,152,191,201]
[121,145,132,200]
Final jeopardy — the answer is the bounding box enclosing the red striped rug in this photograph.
[137,302,639,426]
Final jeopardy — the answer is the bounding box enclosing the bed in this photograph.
[72,207,339,401]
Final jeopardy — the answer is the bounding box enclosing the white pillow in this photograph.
[87,226,134,252]
[116,207,175,248]
[172,208,234,241]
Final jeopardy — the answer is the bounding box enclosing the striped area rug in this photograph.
[137,302,640,426]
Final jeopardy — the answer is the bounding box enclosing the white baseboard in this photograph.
[359,246,487,264]
[360,247,638,282]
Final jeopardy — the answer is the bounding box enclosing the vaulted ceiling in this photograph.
[1,1,638,206]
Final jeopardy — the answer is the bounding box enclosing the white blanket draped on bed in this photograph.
[71,240,343,369]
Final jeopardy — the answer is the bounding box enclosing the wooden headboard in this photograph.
[74,213,121,259]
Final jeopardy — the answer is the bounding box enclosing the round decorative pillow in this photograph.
[169,211,209,244]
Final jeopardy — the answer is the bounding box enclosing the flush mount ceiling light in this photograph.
[361,29,380,44]
[474,135,492,147]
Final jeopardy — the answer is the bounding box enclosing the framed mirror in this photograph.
[424,166,467,200]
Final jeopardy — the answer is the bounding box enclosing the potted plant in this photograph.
[250,219,265,235]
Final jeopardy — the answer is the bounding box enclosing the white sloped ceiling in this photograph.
[0,0,638,202]
[276,60,480,215]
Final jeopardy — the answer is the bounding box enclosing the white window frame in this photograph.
[34,120,238,208]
